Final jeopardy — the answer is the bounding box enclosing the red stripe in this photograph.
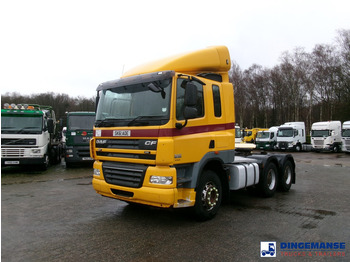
[95,122,235,138]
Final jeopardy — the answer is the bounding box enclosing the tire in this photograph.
[278,160,293,192]
[193,170,222,221]
[333,145,339,153]
[259,162,277,197]
[40,154,50,170]
[295,143,301,152]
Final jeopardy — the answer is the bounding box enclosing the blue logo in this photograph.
[261,242,276,257]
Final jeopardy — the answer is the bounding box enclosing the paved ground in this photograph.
[2,152,350,261]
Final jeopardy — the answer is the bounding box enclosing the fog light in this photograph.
[150,176,173,185]
[94,168,101,177]
[32,149,41,153]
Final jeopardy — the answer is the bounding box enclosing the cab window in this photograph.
[176,79,204,120]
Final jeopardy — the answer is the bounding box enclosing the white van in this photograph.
[311,121,342,152]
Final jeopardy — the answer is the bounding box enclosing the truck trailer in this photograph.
[311,121,342,152]
[1,103,62,170]
[90,46,296,220]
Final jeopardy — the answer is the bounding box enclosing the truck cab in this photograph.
[311,121,342,152]
[243,128,267,143]
[91,46,295,220]
[342,121,350,153]
[256,126,279,150]
[235,125,243,144]
[65,112,95,167]
[1,103,62,169]
[276,122,306,152]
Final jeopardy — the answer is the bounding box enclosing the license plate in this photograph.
[82,157,92,161]
[5,161,19,165]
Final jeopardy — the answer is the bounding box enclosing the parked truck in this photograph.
[65,112,95,167]
[311,121,342,152]
[342,121,350,153]
[90,46,296,220]
[1,103,62,170]
[235,125,243,144]
[276,122,306,152]
[243,128,268,143]
[256,126,279,150]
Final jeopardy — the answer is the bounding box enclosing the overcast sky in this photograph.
[1,0,349,99]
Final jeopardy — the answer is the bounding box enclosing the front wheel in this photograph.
[258,162,277,197]
[193,170,222,221]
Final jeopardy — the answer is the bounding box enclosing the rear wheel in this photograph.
[193,170,222,221]
[278,160,293,192]
[259,162,277,197]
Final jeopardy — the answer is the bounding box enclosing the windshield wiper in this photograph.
[95,118,123,127]
[17,127,40,134]
[128,116,166,126]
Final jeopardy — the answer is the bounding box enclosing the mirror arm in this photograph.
[175,119,188,129]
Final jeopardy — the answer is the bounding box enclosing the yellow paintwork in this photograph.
[123,46,231,79]
[92,46,235,208]
[243,128,268,143]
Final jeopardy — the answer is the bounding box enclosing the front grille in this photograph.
[97,151,155,160]
[102,162,147,188]
[77,149,91,157]
[313,140,324,147]
[278,142,288,149]
[1,148,25,157]
[95,138,157,161]
[1,138,36,146]
[96,139,157,150]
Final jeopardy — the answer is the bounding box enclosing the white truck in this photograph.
[1,103,63,170]
[311,121,342,152]
[256,126,279,150]
[235,125,243,144]
[342,121,350,153]
[276,122,306,152]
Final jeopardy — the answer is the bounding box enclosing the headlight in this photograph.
[150,176,173,185]
[94,168,101,177]
[31,149,41,154]
[66,149,73,153]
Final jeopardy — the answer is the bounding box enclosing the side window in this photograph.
[176,79,204,120]
[212,85,222,117]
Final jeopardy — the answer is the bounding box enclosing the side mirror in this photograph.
[175,82,198,129]
[184,82,198,107]
[47,119,54,133]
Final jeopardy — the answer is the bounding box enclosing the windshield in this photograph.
[257,131,270,139]
[311,130,330,137]
[68,115,95,131]
[1,115,43,134]
[278,128,293,137]
[235,127,241,138]
[96,78,172,127]
[343,129,350,137]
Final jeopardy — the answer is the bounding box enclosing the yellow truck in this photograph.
[243,128,268,143]
[90,46,296,220]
